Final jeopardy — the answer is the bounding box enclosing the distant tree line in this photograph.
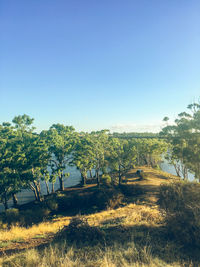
[0,115,168,210]
[112,132,160,138]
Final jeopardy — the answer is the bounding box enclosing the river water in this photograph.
[0,162,195,212]
[0,166,82,212]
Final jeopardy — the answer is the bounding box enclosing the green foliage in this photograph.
[108,138,137,185]
[160,102,200,180]
[101,174,112,185]
[72,133,95,186]
[132,138,168,167]
[46,124,76,191]
[112,132,159,138]
[158,181,200,247]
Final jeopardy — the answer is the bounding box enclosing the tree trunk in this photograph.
[173,163,181,177]
[59,174,64,191]
[12,193,18,208]
[89,169,93,179]
[33,180,42,202]
[45,180,50,195]
[33,187,38,201]
[96,170,100,186]
[3,192,8,210]
[29,183,38,201]
[2,191,8,210]
[81,173,86,186]
[52,183,55,193]
[118,165,122,185]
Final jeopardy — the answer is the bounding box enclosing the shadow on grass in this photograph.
[50,221,200,266]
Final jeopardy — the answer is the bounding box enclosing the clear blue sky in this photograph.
[0,0,200,132]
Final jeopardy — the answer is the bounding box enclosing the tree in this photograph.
[90,130,110,186]
[0,122,25,209]
[160,103,200,180]
[72,133,94,186]
[47,124,77,191]
[11,115,50,202]
[108,138,137,185]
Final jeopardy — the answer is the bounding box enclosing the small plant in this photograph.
[101,174,112,185]
[139,172,148,180]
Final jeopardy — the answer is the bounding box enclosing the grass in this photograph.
[0,167,198,266]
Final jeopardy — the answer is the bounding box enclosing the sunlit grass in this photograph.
[1,240,184,267]
[0,217,71,242]
[0,203,162,244]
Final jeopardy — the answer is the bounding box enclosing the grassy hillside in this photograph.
[0,167,198,266]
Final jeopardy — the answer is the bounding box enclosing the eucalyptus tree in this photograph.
[72,133,95,186]
[11,115,50,201]
[90,130,110,186]
[131,138,167,168]
[108,138,137,185]
[0,122,20,209]
[160,103,200,180]
[47,124,77,191]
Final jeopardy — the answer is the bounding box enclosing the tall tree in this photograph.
[108,138,137,185]
[160,103,200,180]
[47,124,77,191]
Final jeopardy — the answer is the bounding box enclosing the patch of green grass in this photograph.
[32,234,46,239]
[12,237,25,243]
[0,241,12,248]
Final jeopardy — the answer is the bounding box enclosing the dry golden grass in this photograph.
[0,203,162,243]
[88,203,163,227]
[0,217,71,242]
[0,241,184,267]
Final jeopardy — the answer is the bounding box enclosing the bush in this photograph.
[3,208,20,226]
[20,207,51,226]
[101,174,112,185]
[158,181,200,247]
[56,217,105,245]
[139,172,148,180]
[120,184,144,197]
[45,199,58,212]
[92,188,124,210]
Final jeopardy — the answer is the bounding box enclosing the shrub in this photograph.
[20,207,51,226]
[101,174,112,185]
[56,217,105,245]
[158,181,200,247]
[120,184,144,197]
[92,188,124,210]
[3,208,20,226]
[57,192,94,212]
[139,172,148,180]
[45,199,58,212]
